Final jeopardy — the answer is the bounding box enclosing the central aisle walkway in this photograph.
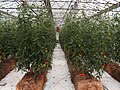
[44,43,75,90]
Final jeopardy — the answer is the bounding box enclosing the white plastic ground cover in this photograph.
[44,43,120,90]
[0,69,25,90]
[102,71,120,90]
[0,43,120,90]
[44,43,75,90]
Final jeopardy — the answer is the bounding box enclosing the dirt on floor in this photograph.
[68,62,103,90]
[0,59,16,80]
[105,63,120,82]
[16,72,46,90]
[74,75,103,90]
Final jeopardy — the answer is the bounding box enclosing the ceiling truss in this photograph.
[0,0,120,24]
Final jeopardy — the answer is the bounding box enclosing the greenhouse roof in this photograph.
[0,0,120,25]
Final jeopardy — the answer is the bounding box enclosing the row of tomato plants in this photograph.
[60,14,120,79]
[0,3,56,77]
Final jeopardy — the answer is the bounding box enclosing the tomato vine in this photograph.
[60,14,119,79]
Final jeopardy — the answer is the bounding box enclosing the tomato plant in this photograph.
[0,2,56,77]
[60,14,116,79]
[0,20,17,63]
[112,14,120,63]
[15,3,56,77]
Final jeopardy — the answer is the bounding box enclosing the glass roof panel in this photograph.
[0,0,120,24]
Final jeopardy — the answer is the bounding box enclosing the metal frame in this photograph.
[90,2,120,18]
[0,0,117,5]
[0,10,16,18]
[43,0,53,18]
[0,0,119,20]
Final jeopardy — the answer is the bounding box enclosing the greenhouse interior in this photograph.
[0,0,120,90]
